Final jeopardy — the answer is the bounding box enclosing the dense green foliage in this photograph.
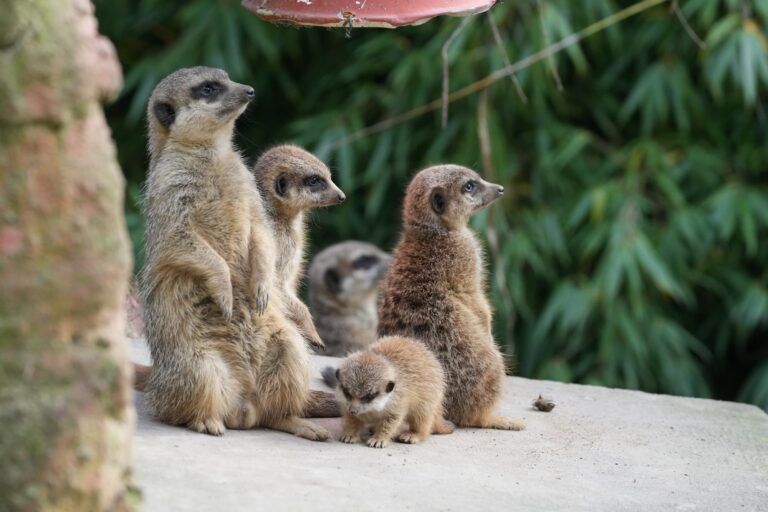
[95,0,768,410]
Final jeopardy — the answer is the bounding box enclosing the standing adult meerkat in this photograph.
[308,241,391,357]
[139,66,331,440]
[333,336,455,448]
[251,145,345,349]
[378,165,526,431]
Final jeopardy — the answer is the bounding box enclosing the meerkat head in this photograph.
[253,144,345,218]
[147,66,254,159]
[335,351,397,416]
[404,165,504,231]
[308,241,391,307]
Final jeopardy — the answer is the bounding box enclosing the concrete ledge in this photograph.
[130,340,768,511]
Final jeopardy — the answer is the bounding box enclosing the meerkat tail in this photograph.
[432,416,456,435]
[320,366,337,388]
[302,390,340,418]
[133,363,152,392]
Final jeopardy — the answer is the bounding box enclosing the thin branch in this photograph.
[486,12,528,103]
[536,0,564,91]
[671,0,705,49]
[442,16,473,128]
[476,89,516,356]
[332,0,670,149]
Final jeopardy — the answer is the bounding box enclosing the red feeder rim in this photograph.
[242,0,497,28]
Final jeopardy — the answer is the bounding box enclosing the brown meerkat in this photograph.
[251,144,345,350]
[378,165,526,431]
[138,66,333,439]
[309,241,391,357]
[333,335,455,448]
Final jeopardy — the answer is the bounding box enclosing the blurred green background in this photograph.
[94,0,768,410]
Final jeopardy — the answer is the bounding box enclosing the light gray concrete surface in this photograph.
[130,338,768,512]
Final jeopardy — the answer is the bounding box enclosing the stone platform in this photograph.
[130,339,768,511]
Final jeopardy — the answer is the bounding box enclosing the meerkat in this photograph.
[308,241,391,357]
[138,66,333,439]
[251,144,345,350]
[378,165,526,432]
[333,335,455,448]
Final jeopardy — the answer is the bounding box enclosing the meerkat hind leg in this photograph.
[431,415,456,435]
[397,412,433,444]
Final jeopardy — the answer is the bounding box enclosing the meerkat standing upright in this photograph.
[139,67,331,439]
[334,335,454,448]
[378,165,526,431]
[308,241,391,357]
[251,145,345,349]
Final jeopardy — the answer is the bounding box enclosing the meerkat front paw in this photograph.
[253,285,269,314]
[340,432,361,444]
[307,333,325,351]
[215,285,234,321]
[366,437,389,449]
[188,418,226,436]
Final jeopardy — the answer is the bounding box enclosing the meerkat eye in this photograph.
[304,175,327,192]
[463,180,477,193]
[341,387,352,400]
[361,392,378,403]
[201,85,213,96]
[352,255,379,270]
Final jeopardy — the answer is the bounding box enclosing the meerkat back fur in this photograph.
[139,67,330,440]
[309,241,391,357]
[334,336,454,448]
[252,144,345,350]
[378,165,526,431]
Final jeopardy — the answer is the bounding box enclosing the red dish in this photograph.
[242,0,497,28]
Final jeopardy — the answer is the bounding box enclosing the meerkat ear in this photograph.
[386,381,395,393]
[430,188,446,215]
[324,268,341,293]
[152,101,176,129]
[275,173,288,197]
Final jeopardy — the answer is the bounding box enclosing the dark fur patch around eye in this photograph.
[361,392,379,403]
[275,174,288,197]
[431,189,446,215]
[324,268,341,293]
[153,101,176,129]
[352,255,379,270]
[385,381,395,393]
[304,175,327,192]
[190,80,226,102]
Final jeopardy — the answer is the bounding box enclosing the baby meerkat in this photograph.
[139,67,332,440]
[334,336,455,449]
[308,241,391,357]
[378,165,526,432]
[252,145,345,350]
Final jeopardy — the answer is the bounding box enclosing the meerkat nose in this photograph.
[337,192,346,203]
[244,87,255,100]
[496,185,504,195]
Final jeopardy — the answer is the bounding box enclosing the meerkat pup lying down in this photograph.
[333,336,455,448]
